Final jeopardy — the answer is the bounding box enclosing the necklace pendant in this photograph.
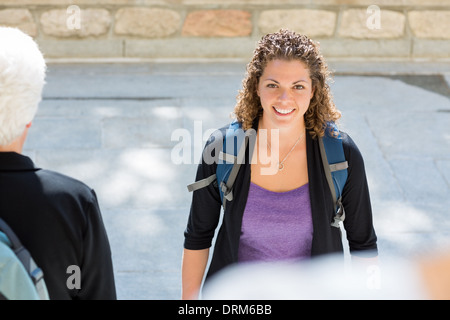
[278,163,284,171]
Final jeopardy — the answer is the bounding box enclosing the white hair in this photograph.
[0,27,46,146]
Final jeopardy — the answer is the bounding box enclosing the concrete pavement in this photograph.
[23,59,450,300]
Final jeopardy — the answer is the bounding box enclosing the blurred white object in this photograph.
[202,254,428,300]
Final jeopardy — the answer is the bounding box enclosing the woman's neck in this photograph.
[257,116,306,149]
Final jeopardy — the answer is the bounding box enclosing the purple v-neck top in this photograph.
[238,182,313,263]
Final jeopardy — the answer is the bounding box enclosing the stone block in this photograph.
[40,8,111,37]
[258,9,336,38]
[36,39,123,57]
[338,9,405,39]
[0,0,170,4]
[182,0,309,4]
[0,9,37,37]
[318,39,411,58]
[114,8,181,38]
[408,11,450,40]
[412,39,450,58]
[403,0,450,5]
[314,0,405,5]
[125,38,255,59]
[182,10,252,37]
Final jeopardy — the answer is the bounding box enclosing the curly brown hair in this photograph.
[233,29,341,139]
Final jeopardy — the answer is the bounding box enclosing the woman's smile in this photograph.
[273,106,296,116]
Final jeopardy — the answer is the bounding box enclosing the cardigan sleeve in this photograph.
[184,129,223,250]
[340,132,378,257]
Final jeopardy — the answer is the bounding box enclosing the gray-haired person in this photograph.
[0,27,116,300]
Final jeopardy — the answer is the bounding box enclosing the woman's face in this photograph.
[257,59,314,130]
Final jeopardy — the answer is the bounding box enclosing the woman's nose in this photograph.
[279,89,291,101]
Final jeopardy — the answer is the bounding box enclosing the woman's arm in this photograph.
[181,248,210,300]
[182,128,226,299]
[341,133,378,256]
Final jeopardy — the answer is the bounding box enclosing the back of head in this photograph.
[0,27,46,146]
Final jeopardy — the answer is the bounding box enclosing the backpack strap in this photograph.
[217,127,248,211]
[187,120,249,211]
[0,218,49,300]
[187,174,217,192]
[318,123,349,228]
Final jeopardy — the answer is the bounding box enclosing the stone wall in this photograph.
[1,0,449,60]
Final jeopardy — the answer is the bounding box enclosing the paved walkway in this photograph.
[23,60,450,299]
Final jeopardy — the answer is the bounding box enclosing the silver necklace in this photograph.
[267,130,305,171]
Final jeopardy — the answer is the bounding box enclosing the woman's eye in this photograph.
[267,83,277,88]
[294,85,304,90]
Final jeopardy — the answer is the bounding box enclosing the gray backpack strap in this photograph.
[29,258,48,300]
[218,151,236,164]
[319,137,337,209]
[187,174,217,192]
[329,162,348,172]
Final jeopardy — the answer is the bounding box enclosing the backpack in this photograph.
[0,218,49,300]
[187,120,348,228]
[319,123,348,228]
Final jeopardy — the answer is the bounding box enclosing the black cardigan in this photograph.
[184,123,378,280]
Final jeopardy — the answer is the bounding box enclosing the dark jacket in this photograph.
[184,123,378,280]
[0,152,116,300]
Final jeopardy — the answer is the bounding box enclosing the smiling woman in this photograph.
[258,60,313,122]
[182,29,378,300]
[234,30,341,139]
